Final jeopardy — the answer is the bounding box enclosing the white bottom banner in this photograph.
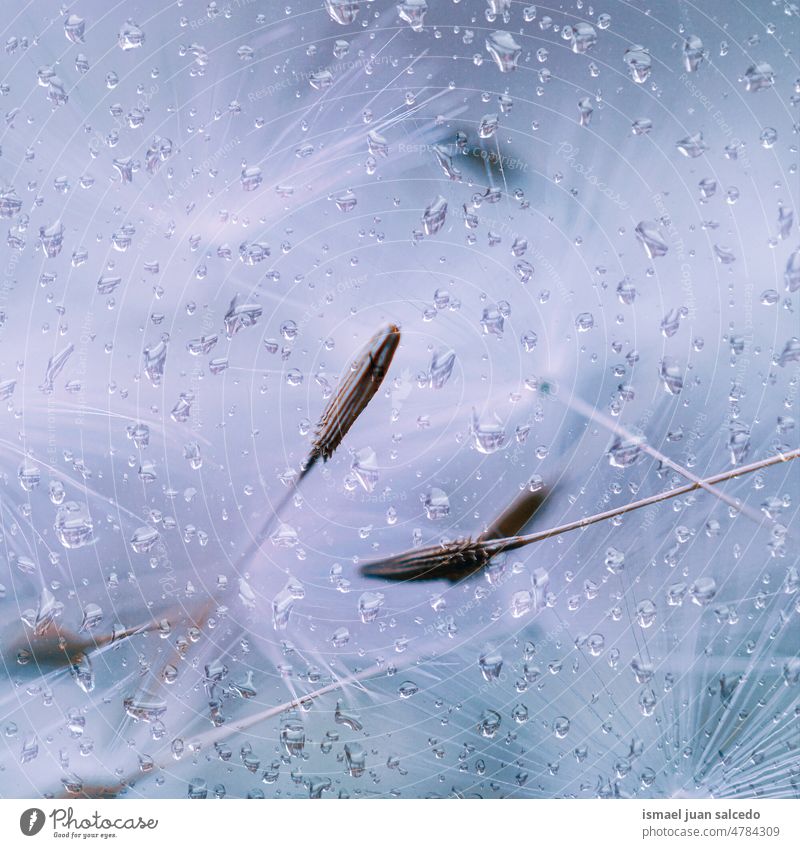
[1,799,796,848]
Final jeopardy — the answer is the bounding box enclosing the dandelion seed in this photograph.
[247,324,400,549]
[362,450,800,581]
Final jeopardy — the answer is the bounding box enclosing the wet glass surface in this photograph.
[0,0,797,799]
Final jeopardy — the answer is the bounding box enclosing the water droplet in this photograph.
[123,696,166,722]
[55,501,94,549]
[554,716,571,738]
[335,189,357,212]
[64,14,86,44]
[143,341,167,387]
[422,195,448,235]
[358,591,384,623]
[690,577,717,606]
[224,294,262,337]
[571,22,597,53]
[478,644,503,681]
[636,599,657,628]
[608,434,645,468]
[660,357,684,395]
[635,220,668,258]
[130,525,159,554]
[422,487,450,520]
[676,132,708,158]
[485,31,521,72]
[241,166,262,192]
[351,447,379,492]
[118,20,145,51]
[344,742,366,776]
[478,709,502,737]
[471,409,507,454]
[728,421,751,465]
[398,680,418,698]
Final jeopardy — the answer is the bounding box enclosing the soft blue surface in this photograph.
[0,0,797,798]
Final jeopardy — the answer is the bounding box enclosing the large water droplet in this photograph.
[485,31,521,72]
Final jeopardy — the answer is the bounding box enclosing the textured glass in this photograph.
[0,0,797,800]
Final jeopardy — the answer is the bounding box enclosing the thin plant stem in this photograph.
[487,447,800,557]
[554,391,772,530]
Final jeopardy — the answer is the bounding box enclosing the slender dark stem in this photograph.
[486,448,800,557]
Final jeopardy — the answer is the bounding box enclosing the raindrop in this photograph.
[635,221,668,258]
[397,0,428,32]
[422,195,448,235]
[683,36,705,72]
[624,45,652,83]
[554,716,571,738]
[636,599,657,628]
[743,62,775,92]
[485,31,521,72]
[690,577,717,607]
[55,501,94,549]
